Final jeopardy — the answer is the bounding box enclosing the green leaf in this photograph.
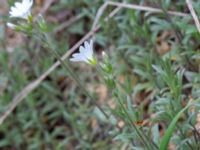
[159,102,192,150]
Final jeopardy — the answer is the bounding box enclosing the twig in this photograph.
[108,1,188,17]
[53,13,85,33]
[186,0,200,33]
[91,2,122,41]
[40,0,56,15]
[92,1,188,34]
[92,2,109,30]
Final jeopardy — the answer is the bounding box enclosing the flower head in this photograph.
[70,40,97,65]
[9,0,33,20]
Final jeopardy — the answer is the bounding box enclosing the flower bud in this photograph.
[104,77,116,89]
[37,14,48,32]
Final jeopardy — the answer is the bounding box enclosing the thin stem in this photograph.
[114,93,154,150]
[43,33,109,119]
[115,81,158,149]
[96,62,156,149]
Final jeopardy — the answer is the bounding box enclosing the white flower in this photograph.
[7,23,17,29]
[9,0,33,19]
[70,40,97,65]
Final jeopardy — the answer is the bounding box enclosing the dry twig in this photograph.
[39,0,56,15]
[107,1,187,17]
[53,13,85,33]
[186,0,200,33]
[92,1,188,32]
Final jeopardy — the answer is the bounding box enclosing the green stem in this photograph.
[44,33,109,119]
[115,82,158,149]
[96,62,155,149]
[114,92,154,150]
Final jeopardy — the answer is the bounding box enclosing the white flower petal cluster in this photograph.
[9,0,33,19]
[70,40,96,65]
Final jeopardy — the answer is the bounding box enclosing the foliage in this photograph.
[0,0,200,149]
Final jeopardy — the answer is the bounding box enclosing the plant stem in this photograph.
[116,82,158,149]
[96,60,156,149]
[114,92,155,150]
[44,33,109,119]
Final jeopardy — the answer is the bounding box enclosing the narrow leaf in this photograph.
[159,102,192,150]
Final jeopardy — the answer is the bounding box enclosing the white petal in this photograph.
[70,39,95,64]
[83,40,93,60]
[85,51,92,60]
[70,55,85,62]
[70,58,82,62]
[89,40,93,53]
[8,0,33,19]
[79,46,85,53]
[71,53,87,62]
[10,7,19,14]
[7,23,16,29]
[84,41,90,51]
[79,46,88,59]
[15,3,23,9]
